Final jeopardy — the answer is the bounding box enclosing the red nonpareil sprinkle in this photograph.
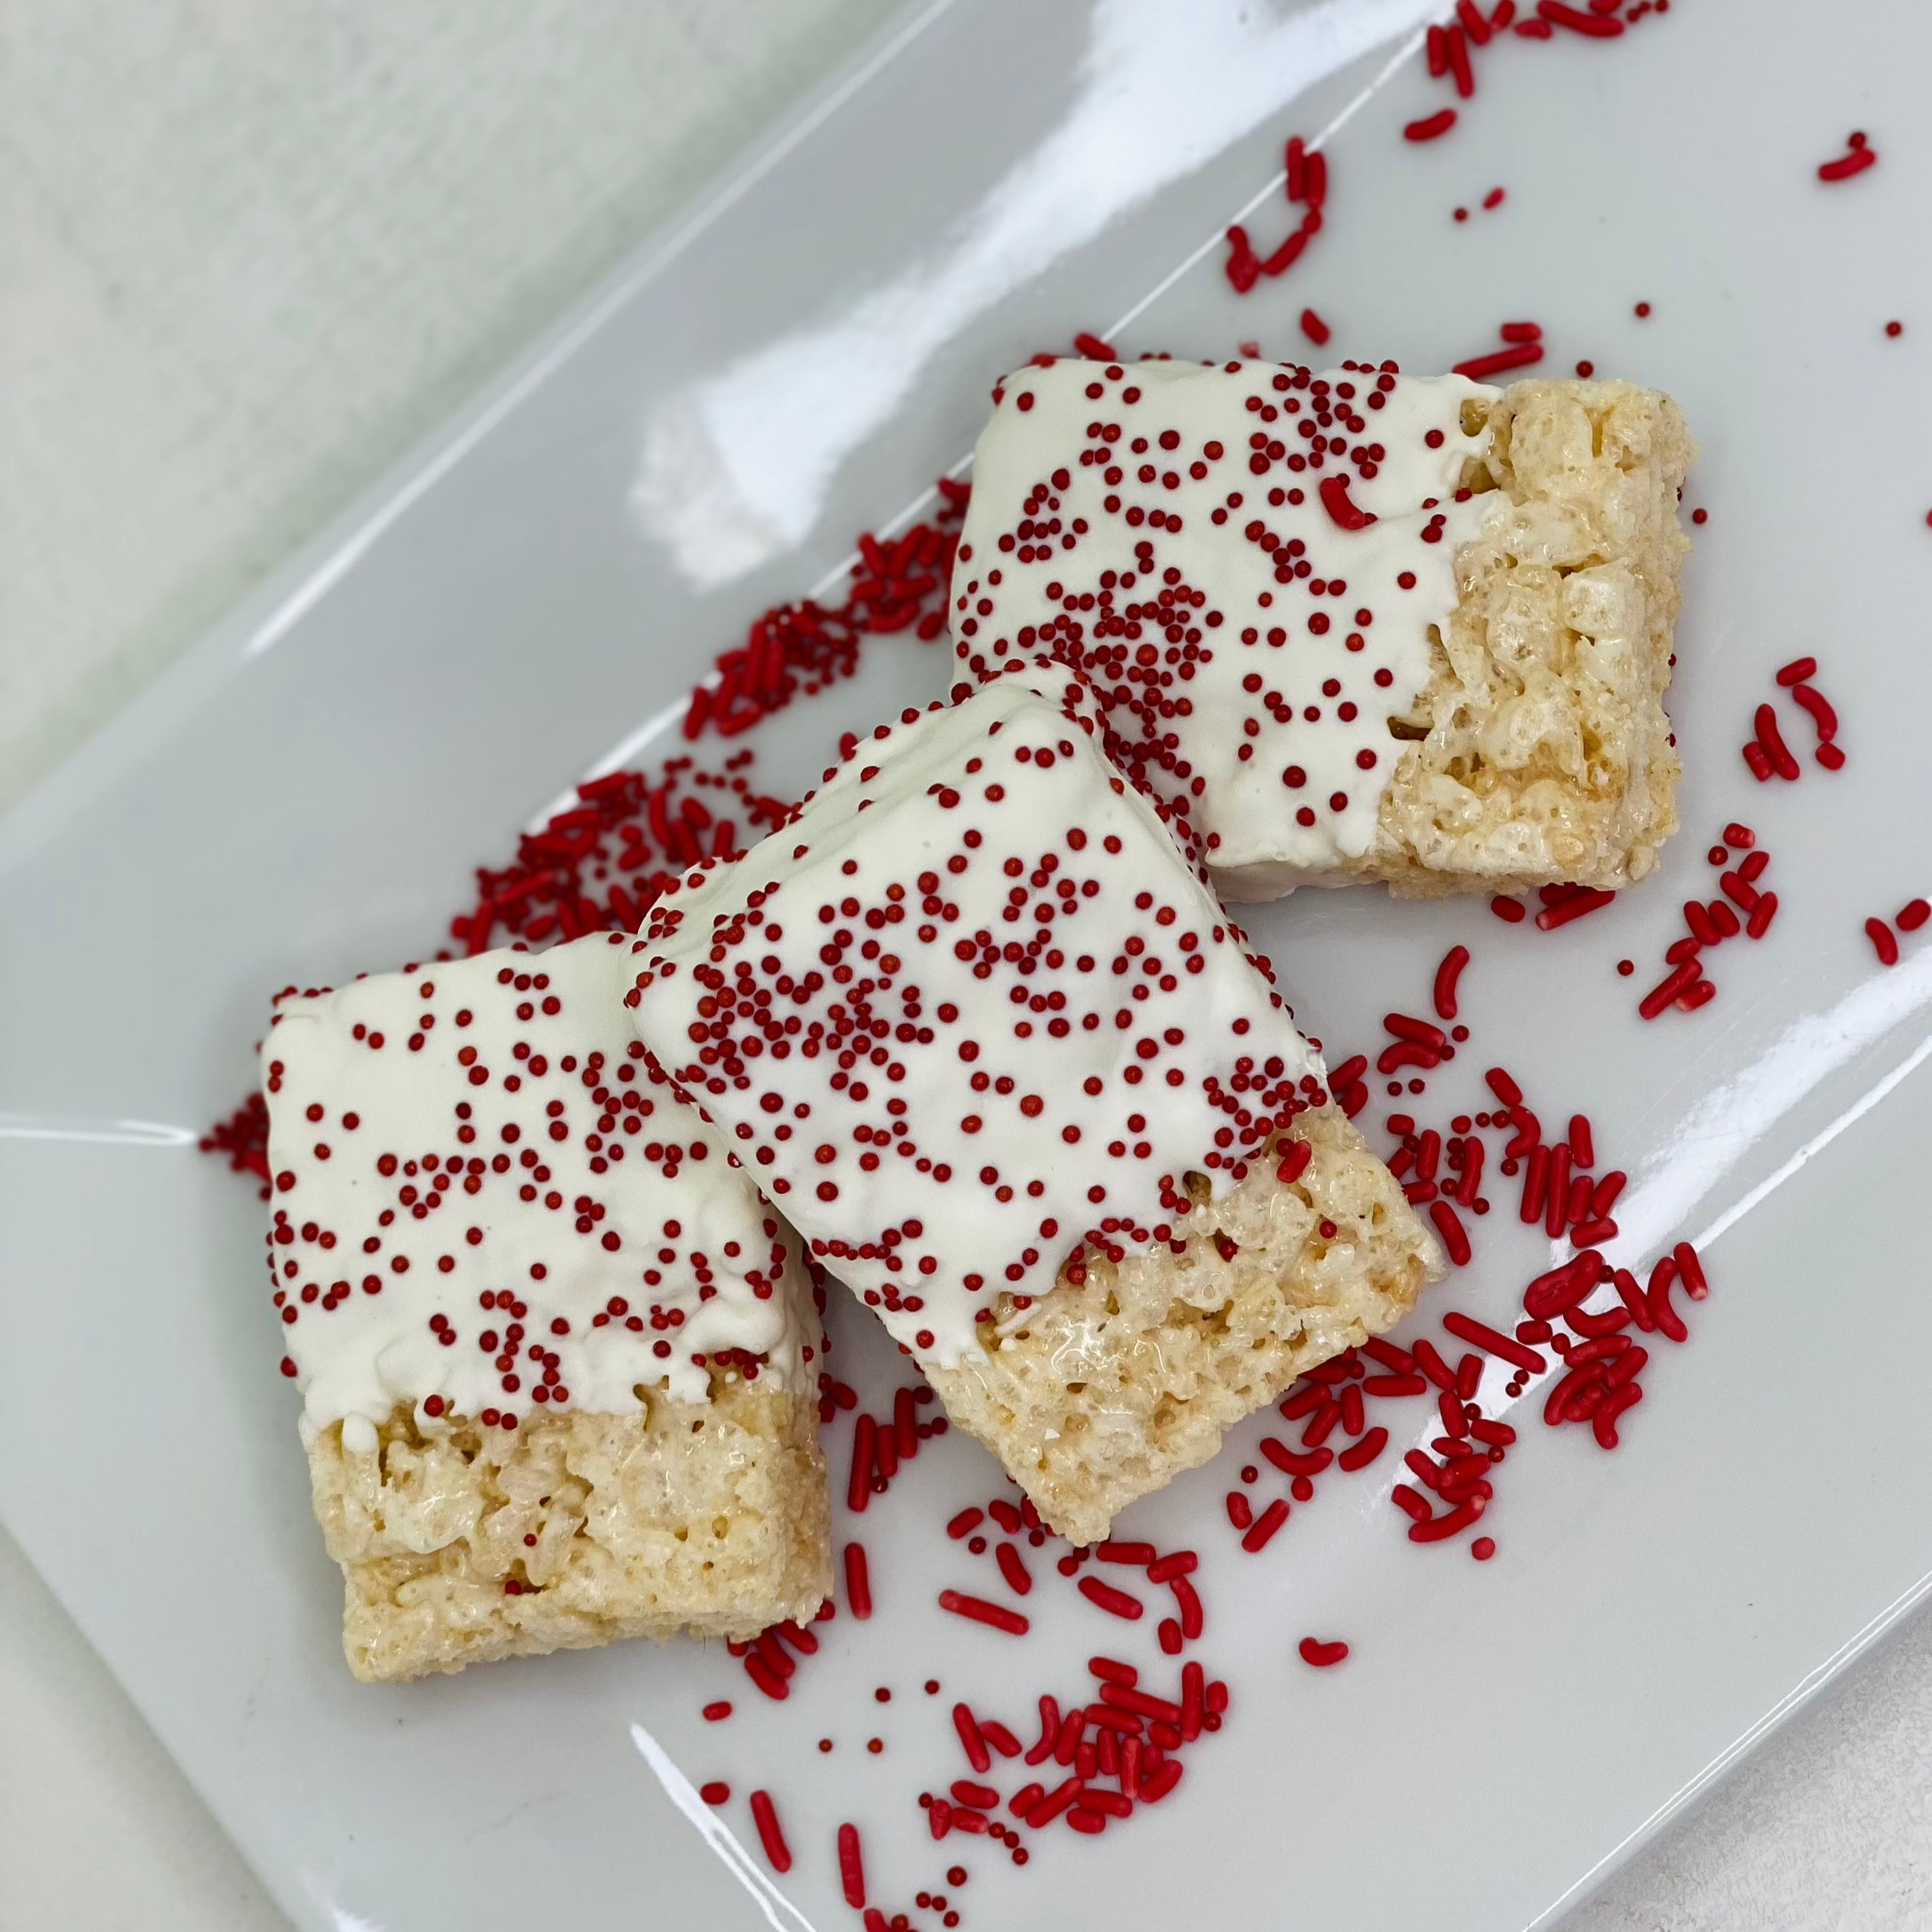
[1080,1576,1146,1618]
[1405,108,1459,143]
[847,1413,875,1513]
[702,1700,733,1721]
[1867,917,1901,966]
[837,1822,867,1908]
[1538,0,1623,32]
[939,1591,1030,1636]
[1445,23,1475,96]
[1899,899,1932,933]
[1430,1199,1472,1265]
[844,1542,873,1619]
[1754,705,1801,781]
[749,1791,792,1874]
[1442,1310,1546,1375]
[947,1507,985,1540]
[1453,343,1545,380]
[1299,307,1332,347]
[1073,332,1119,360]
[1789,684,1838,742]
[1471,1535,1496,1560]
[1491,895,1527,923]
[1298,1636,1350,1668]
[1819,138,1878,183]
[1535,888,1615,931]
[1433,945,1471,1020]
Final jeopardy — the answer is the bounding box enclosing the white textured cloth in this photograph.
[4,4,1931,1929]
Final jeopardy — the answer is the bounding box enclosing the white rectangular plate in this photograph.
[6,1,1932,1927]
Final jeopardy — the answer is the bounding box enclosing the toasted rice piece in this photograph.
[307,1377,829,1683]
[1215,379,1696,903]
[922,1104,1441,1545]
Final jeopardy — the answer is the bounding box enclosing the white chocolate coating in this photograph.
[262,930,818,1451]
[626,677,1329,1371]
[951,357,1498,892]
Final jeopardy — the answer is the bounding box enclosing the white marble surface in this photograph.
[4,3,1931,1927]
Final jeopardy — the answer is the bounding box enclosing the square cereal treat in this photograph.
[262,928,830,1682]
[627,677,1441,1544]
[953,358,1694,902]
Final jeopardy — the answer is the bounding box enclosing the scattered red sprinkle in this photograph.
[1297,1637,1350,1668]
[1539,0,1624,35]
[1535,887,1615,931]
[1483,185,1507,209]
[938,1590,1029,1636]
[1775,655,1817,686]
[1299,306,1331,347]
[1575,359,1596,377]
[838,1821,867,1907]
[1886,320,1904,337]
[1867,918,1901,966]
[1453,343,1544,380]
[1405,108,1459,143]
[1490,896,1528,923]
[1078,1577,1146,1619]
[844,1542,873,1619]
[702,1701,733,1721]
[701,1780,731,1805]
[1072,332,1118,360]
[1819,133,1878,183]
[1899,899,1931,934]
[1471,1536,1496,1560]
[749,1790,792,1874]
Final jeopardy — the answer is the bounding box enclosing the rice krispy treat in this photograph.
[627,675,1440,1543]
[951,357,1695,902]
[262,929,830,1681]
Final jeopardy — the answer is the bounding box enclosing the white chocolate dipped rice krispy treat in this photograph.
[953,357,1695,903]
[626,676,1441,1545]
[262,929,830,1681]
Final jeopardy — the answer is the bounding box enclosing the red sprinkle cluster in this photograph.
[1818,130,1878,183]
[1225,135,1328,293]
[1453,318,1546,383]
[200,1090,271,1197]
[449,489,966,958]
[1744,654,1844,780]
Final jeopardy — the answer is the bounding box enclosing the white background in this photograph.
[4,3,1929,1926]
